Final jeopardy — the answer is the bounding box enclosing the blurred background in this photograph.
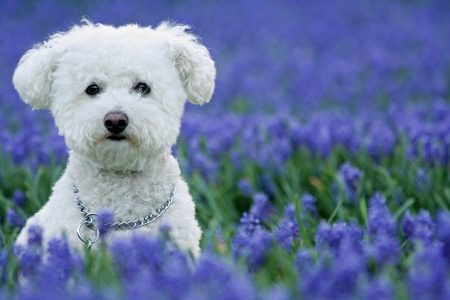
[1,0,450,167]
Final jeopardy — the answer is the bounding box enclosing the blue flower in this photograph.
[249,192,273,222]
[6,208,24,228]
[436,211,450,264]
[238,178,253,196]
[367,193,396,238]
[315,221,363,256]
[40,238,82,284]
[192,253,256,300]
[402,209,435,246]
[27,225,43,247]
[360,277,394,300]
[365,234,400,266]
[97,208,114,237]
[12,189,25,207]
[231,220,272,271]
[275,204,300,251]
[415,168,430,192]
[408,245,450,299]
[339,162,362,203]
[301,194,317,216]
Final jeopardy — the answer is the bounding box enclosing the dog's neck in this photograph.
[65,150,180,220]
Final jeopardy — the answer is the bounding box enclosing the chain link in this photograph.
[73,184,175,247]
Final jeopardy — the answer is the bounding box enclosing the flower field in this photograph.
[1,0,450,298]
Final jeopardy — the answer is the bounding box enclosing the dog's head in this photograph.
[13,21,216,171]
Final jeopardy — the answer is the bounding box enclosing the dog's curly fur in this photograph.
[13,21,216,258]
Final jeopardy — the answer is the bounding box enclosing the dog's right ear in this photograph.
[13,33,66,110]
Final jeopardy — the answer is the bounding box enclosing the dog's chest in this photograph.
[74,176,173,222]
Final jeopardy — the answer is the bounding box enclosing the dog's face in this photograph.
[13,22,216,171]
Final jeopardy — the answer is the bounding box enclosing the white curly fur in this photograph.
[12,21,216,259]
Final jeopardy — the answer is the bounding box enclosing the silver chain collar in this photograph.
[73,184,175,248]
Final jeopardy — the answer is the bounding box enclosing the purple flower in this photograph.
[367,192,396,238]
[408,245,450,299]
[296,249,314,273]
[259,286,291,300]
[27,225,43,247]
[299,237,365,299]
[249,193,273,222]
[436,211,450,264]
[12,189,25,207]
[6,208,24,228]
[238,178,253,196]
[301,194,317,216]
[339,162,361,203]
[415,168,430,192]
[192,253,256,300]
[275,204,300,251]
[97,208,114,236]
[110,239,141,282]
[315,221,363,256]
[231,222,272,271]
[365,234,400,266]
[402,209,435,246]
[239,213,260,234]
[360,277,394,300]
[16,239,42,279]
[257,175,277,197]
[40,238,82,284]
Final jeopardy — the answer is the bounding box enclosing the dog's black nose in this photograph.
[104,112,128,134]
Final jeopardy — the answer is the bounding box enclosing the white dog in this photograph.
[12,21,215,259]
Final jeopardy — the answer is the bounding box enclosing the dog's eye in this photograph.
[85,84,101,96]
[133,82,151,95]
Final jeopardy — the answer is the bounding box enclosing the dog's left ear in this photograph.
[156,22,216,105]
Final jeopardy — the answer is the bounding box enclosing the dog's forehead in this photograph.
[62,26,167,62]
[57,27,173,83]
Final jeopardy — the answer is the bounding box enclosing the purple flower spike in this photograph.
[301,194,317,216]
[27,225,43,247]
[415,168,430,192]
[97,209,114,236]
[238,178,253,196]
[12,189,25,207]
[339,162,362,204]
[436,211,450,264]
[368,192,396,238]
[249,192,273,222]
[6,208,24,228]
[402,210,435,246]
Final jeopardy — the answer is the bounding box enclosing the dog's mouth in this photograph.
[107,135,127,141]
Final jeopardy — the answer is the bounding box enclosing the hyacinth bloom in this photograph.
[97,209,115,237]
[367,193,396,238]
[237,178,253,196]
[436,211,450,264]
[402,210,435,246]
[231,212,272,270]
[338,162,362,204]
[12,190,25,207]
[249,192,273,222]
[6,208,24,228]
[408,245,450,300]
[275,204,301,251]
[415,168,431,192]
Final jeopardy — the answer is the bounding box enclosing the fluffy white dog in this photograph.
[12,21,215,258]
